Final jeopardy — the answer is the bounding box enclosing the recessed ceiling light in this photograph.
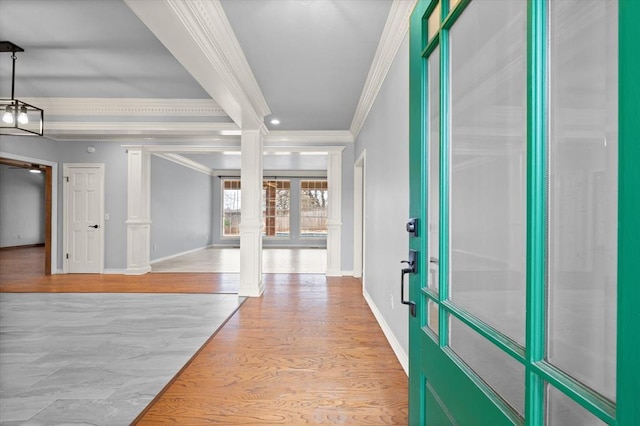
[270,119,280,125]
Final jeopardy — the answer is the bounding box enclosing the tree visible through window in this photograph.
[300,180,328,237]
[222,179,241,236]
[263,180,290,237]
[222,178,327,238]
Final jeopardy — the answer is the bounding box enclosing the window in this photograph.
[222,179,241,236]
[300,180,328,237]
[222,178,328,239]
[262,180,290,237]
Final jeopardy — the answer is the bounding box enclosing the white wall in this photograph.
[354,34,410,366]
[150,155,214,261]
[0,163,45,247]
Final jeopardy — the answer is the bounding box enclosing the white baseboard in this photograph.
[150,245,213,264]
[103,269,127,274]
[55,268,127,275]
[325,268,342,277]
[341,270,354,276]
[363,289,409,376]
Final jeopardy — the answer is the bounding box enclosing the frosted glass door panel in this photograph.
[428,46,440,294]
[449,0,527,344]
[547,0,618,401]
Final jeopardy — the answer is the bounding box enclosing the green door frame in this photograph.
[408,0,640,424]
[617,1,640,423]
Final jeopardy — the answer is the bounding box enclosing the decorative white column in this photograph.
[239,129,264,296]
[126,148,152,275]
[326,151,343,276]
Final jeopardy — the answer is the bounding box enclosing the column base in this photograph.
[125,266,152,275]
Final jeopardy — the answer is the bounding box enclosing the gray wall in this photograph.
[55,141,129,271]
[150,155,214,261]
[354,34,410,355]
[1,135,63,268]
[1,136,132,271]
[0,163,45,247]
[0,135,356,273]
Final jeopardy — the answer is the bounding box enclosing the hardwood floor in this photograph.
[0,271,240,294]
[0,245,45,283]
[0,247,409,424]
[0,246,239,293]
[135,274,408,424]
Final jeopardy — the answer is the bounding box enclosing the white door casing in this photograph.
[353,149,366,279]
[63,164,104,273]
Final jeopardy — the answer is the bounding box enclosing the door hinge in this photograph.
[66,253,69,259]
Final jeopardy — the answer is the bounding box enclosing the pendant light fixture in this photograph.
[0,41,44,136]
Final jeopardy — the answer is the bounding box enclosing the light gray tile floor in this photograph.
[0,293,243,425]
[151,247,327,274]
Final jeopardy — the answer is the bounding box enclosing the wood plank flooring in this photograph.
[0,247,409,424]
[0,245,45,283]
[135,274,408,424]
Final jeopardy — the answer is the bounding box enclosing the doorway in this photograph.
[0,155,54,276]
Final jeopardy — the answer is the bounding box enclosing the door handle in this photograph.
[400,249,417,317]
[88,225,99,229]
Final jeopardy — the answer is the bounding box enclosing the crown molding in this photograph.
[22,98,227,117]
[45,121,238,134]
[125,0,270,129]
[123,144,239,153]
[213,169,328,178]
[154,153,215,176]
[349,0,416,139]
[205,1,270,120]
[44,121,240,142]
[264,130,354,144]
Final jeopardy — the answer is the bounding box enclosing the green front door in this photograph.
[407,0,640,424]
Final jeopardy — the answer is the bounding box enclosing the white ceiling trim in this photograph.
[263,145,345,154]
[23,98,227,117]
[124,144,240,153]
[349,0,416,139]
[124,0,270,129]
[154,153,215,176]
[205,1,271,122]
[169,0,270,125]
[44,121,241,142]
[48,135,237,142]
[45,121,239,134]
[214,170,328,178]
[264,131,354,144]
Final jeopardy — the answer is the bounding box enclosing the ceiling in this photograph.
[0,0,210,99]
[220,0,391,131]
[0,0,413,168]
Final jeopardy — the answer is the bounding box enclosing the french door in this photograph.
[408,0,639,424]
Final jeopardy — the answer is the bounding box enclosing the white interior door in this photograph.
[64,164,104,273]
